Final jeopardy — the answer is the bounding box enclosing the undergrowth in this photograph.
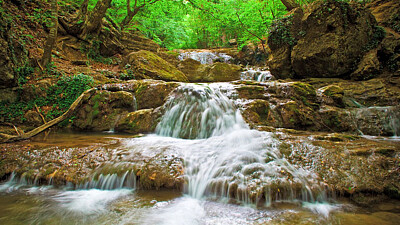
[0,74,94,123]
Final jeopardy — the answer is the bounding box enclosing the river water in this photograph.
[1,83,399,224]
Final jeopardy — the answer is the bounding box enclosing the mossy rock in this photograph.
[318,85,345,107]
[179,61,242,82]
[132,80,180,110]
[236,85,268,100]
[121,50,188,82]
[73,90,135,131]
[115,109,157,134]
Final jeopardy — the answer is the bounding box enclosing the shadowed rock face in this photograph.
[268,0,381,79]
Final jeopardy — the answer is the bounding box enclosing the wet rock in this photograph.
[73,90,135,131]
[241,100,270,127]
[268,0,381,79]
[121,50,188,82]
[317,85,345,107]
[350,105,400,136]
[132,80,179,110]
[202,62,242,82]
[99,80,179,110]
[115,109,159,134]
[307,78,400,107]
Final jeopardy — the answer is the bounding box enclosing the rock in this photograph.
[200,62,242,82]
[317,85,345,107]
[23,110,43,127]
[132,80,179,110]
[178,60,242,82]
[20,79,52,102]
[0,88,18,103]
[351,50,381,80]
[121,50,188,82]
[99,80,180,110]
[378,28,400,72]
[228,39,237,46]
[73,90,135,131]
[177,58,202,81]
[306,77,400,107]
[268,0,381,78]
[237,42,268,66]
[0,38,16,88]
[241,100,270,127]
[368,0,400,33]
[115,109,158,134]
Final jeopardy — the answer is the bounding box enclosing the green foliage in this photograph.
[46,74,94,118]
[363,25,386,52]
[0,74,94,123]
[390,13,400,33]
[27,8,53,27]
[81,39,113,64]
[44,62,65,78]
[16,65,34,86]
[269,15,296,46]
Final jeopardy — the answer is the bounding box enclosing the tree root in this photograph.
[0,88,96,144]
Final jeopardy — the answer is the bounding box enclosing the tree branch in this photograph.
[0,88,96,143]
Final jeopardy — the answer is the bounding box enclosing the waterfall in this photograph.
[352,106,400,137]
[178,51,232,64]
[240,68,273,82]
[156,83,248,139]
[153,83,325,205]
[78,170,137,190]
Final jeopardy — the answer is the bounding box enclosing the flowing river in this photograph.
[1,83,400,224]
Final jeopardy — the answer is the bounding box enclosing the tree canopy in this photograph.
[62,0,293,49]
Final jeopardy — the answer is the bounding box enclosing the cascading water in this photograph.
[156,84,247,139]
[178,51,232,64]
[240,68,274,82]
[153,83,325,205]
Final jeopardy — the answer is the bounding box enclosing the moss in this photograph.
[292,82,316,99]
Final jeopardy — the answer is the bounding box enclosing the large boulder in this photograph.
[115,109,159,134]
[121,50,188,82]
[178,60,242,82]
[73,90,135,131]
[267,0,382,79]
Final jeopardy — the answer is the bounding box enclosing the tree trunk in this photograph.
[76,0,89,22]
[80,0,112,38]
[280,0,299,11]
[41,0,58,67]
[0,88,96,143]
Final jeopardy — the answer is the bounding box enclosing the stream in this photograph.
[1,51,400,224]
[1,82,400,224]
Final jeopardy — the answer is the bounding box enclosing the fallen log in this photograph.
[0,88,96,143]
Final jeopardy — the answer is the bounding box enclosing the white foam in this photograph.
[54,189,132,214]
[302,202,339,218]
